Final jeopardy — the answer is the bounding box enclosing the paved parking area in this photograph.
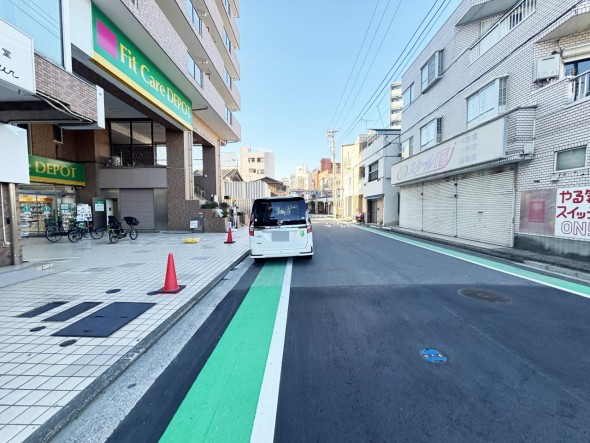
[0,230,249,443]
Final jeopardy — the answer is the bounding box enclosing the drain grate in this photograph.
[458,288,511,304]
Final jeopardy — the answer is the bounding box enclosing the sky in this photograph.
[228,0,462,180]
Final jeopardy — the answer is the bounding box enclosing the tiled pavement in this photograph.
[0,229,249,443]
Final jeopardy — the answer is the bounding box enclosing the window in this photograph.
[225,68,233,89]
[256,158,262,162]
[466,77,507,127]
[555,146,587,172]
[402,84,414,108]
[109,121,166,166]
[0,0,63,66]
[421,51,443,91]
[565,57,590,77]
[401,137,414,159]
[368,161,379,182]
[420,118,442,148]
[187,54,202,86]
[257,169,264,174]
[224,29,232,53]
[248,168,256,173]
[223,0,231,16]
[185,0,203,34]
[225,107,233,124]
[248,157,255,163]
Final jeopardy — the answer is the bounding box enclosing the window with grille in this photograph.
[368,161,379,182]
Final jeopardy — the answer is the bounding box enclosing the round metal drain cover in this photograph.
[420,348,447,364]
[105,289,121,294]
[458,288,511,304]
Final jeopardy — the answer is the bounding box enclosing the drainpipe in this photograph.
[8,183,19,265]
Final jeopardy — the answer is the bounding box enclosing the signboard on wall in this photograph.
[0,18,36,93]
[0,124,29,184]
[520,189,556,235]
[91,5,192,130]
[555,186,590,240]
[392,118,506,184]
[28,155,86,186]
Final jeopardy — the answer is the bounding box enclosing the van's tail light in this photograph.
[307,221,312,233]
[249,221,254,236]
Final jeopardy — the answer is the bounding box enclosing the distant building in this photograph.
[289,164,311,191]
[390,82,402,129]
[239,146,276,181]
[340,136,365,220]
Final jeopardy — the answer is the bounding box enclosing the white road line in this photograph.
[251,258,293,443]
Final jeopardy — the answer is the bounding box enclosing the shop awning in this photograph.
[365,194,384,200]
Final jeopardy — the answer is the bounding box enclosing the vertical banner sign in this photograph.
[0,18,36,93]
[555,186,590,240]
[91,6,192,130]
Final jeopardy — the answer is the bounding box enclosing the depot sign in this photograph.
[91,6,192,130]
[29,155,86,186]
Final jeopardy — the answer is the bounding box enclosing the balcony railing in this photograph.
[572,70,590,102]
[470,0,536,62]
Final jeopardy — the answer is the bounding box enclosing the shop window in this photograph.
[110,121,166,167]
[555,146,587,172]
[0,0,63,66]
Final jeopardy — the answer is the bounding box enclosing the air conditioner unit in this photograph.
[533,55,560,82]
[107,156,122,166]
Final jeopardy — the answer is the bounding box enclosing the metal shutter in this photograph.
[456,169,514,247]
[422,179,456,237]
[399,184,423,230]
[119,189,155,230]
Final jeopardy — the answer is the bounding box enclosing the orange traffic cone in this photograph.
[158,253,184,294]
[224,225,235,244]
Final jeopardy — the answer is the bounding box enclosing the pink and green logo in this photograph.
[91,5,192,129]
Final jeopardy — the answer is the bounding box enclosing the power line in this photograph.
[327,0,383,130]
[331,0,395,131]
[336,0,452,145]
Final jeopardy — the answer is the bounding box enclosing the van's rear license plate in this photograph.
[272,231,290,241]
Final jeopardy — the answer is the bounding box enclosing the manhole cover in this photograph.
[420,348,448,364]
[458,288,511,304]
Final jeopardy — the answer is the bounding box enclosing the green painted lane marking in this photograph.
[355,226,590,298]
[159,260,287,443]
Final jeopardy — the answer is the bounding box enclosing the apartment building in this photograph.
[340,140,364,220]
[0,0,241,267]
[239,146,275,181]
[394,0,590,258]
[359,129,401,225]
[390,81,402,129]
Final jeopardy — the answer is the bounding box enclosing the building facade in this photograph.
[394,0,590,258]
[239,146,275,181]
[340,140,364,220]
[390,81,402,129]
[0,0,241,267]
[359,129,401,225]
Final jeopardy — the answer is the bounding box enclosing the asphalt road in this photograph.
[276,221,590,442]
[54,221,590,442]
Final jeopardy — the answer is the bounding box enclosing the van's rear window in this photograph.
[252,199,308,226]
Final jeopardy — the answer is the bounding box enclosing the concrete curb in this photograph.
[26,250,250,443]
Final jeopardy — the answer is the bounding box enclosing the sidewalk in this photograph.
[363,223,590,276]
[0,229,249,443]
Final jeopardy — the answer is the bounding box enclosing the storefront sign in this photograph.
[392,118,506,184]
[91,6,192,130]
[0,18,36,93]
[555,186,590,240]
[28,155,86,186]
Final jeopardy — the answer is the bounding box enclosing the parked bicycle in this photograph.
[45,219,78,243]
[108,216,139,243]
[67,221,105,243]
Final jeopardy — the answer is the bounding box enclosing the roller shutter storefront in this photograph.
[456,169,514,247]
[399,184,422,231]
[119,189,155,230]
[398,168,515,247]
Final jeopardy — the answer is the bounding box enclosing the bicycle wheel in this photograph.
[129,227,138,240]
[68,228,82,243]
[46,226,62,242]
[108,231,119,243]
[90,228,104,240]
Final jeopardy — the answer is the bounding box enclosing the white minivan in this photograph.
[249,196,314,260]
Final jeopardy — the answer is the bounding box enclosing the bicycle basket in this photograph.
[124,216,140,226]
[108,216,121,229]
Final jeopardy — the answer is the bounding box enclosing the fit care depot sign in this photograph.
[91,6,192,130]
[29,155,86,186]
[0,18,35,93]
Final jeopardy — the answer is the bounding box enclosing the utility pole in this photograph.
[325,130,338,217]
